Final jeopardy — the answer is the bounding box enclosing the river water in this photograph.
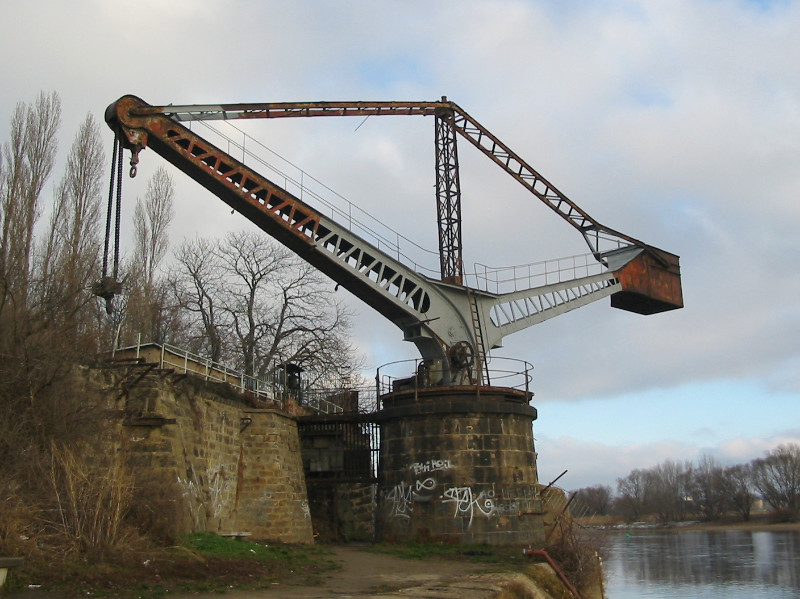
[602,528,800,598]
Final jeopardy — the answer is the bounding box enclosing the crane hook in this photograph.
[129,148,140,178]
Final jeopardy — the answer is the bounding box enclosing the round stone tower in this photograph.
[375,386,544,545]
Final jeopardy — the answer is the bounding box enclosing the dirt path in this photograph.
[181,545,507,598]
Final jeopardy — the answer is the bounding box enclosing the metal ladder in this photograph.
[466,290,490,385]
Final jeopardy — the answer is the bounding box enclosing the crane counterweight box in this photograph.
[611,250,683,315]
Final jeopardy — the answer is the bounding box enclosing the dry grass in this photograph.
[542,517,606,596]
[45,441,135,561]
[0,481,41,556]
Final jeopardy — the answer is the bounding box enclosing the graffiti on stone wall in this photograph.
[176,460,236,525]
[382,457,538,529]
[176,473,203,529]
[382,456,455,520]
[409,458,453,476]
[206,462,235,518]
[442,486,496,527]
[383,477,436,520]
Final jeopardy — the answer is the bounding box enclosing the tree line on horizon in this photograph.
[573,443,800,524]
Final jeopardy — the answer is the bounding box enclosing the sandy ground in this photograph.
[175,545,506,599]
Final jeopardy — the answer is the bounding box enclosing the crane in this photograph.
[102,95,682,387]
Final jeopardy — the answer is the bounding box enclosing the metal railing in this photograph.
[375,356,534,398]
[300,386,379,415]
[117,341,533,417]
[115,339,381,415]
[117,340,276,402]
[467,253,607,295]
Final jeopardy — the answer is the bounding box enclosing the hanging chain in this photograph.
[94,135,124,313]
[113,136,124,279]
[102,136,118,279]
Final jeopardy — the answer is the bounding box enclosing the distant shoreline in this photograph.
[677,519,800,533]
[578,514,800,533]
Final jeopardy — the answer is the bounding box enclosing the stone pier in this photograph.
[375,386,545,545]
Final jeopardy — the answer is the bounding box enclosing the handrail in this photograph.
[119,340,275,401]
[467,253,607,295]
[117,340,382,416]
[375,357,533,397]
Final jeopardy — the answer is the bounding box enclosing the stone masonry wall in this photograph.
[299,420,377,541]
[376,388,544,545]
[120,372,313,543]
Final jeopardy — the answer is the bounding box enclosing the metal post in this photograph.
[434,101,463,285]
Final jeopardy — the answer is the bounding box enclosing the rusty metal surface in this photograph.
[612,249,683,314]
[132,100,446,120]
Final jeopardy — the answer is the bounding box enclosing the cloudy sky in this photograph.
[2,0,799,490]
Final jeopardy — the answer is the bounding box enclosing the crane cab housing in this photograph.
[611,248,683,315]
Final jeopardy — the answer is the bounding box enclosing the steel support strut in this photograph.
[434,102,463,285]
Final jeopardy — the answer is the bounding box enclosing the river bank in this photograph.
[578,513,800,533]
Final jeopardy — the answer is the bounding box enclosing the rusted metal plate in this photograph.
[611,249,683,314]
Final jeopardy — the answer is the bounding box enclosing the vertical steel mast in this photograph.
[434,99,463,285]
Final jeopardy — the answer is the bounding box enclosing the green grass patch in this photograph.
[178,532,332,564]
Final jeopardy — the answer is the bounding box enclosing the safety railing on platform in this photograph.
[115,340,276,402]
[466,253,607,295]
[375,356,534,399]
[301,387,379,415]
[113,339,381,416]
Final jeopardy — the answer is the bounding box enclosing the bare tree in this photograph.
[122,166,175,345]
[616,469,649,522]
[719,463,755,521]
[170,237,224,361]
[0,96,112,538]
[170,230,360,385]
[646,460,693,523]
[0,91,61,315]
[689,455,726,521]
[214,230,279,377]
[0,92,66,432]
[37,112,104,349]
[133,166,174,290]
[574,485,613,516]
[751,443,800,521]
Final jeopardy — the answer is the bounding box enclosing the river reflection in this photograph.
[603,529,800,598]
